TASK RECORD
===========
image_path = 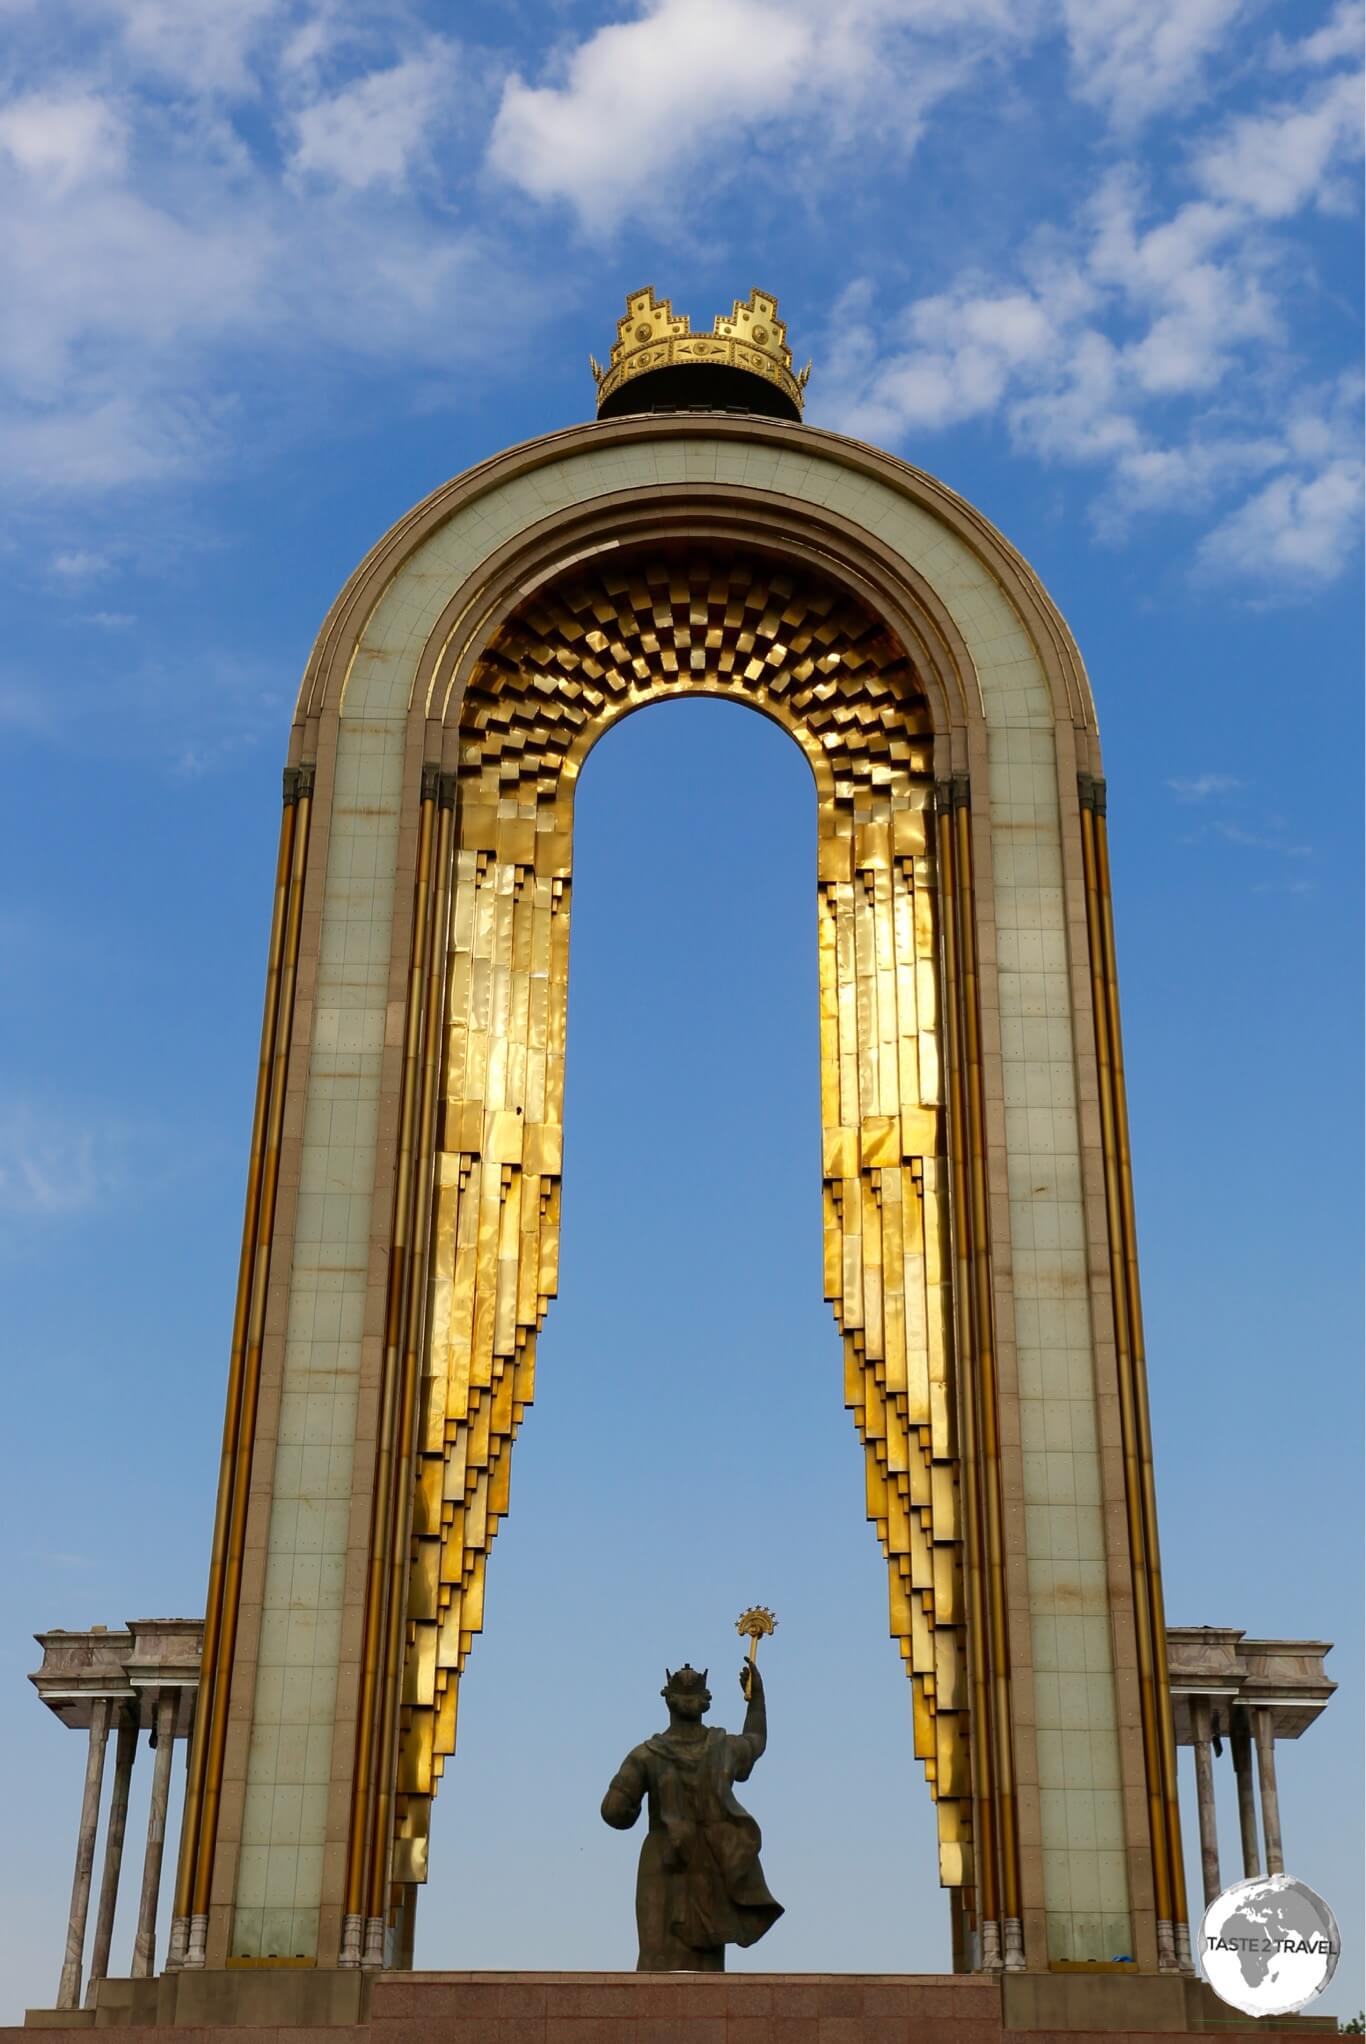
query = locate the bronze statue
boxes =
[601,1660,783,1971]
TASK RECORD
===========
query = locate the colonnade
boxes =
[29,1619,201,2013]
[1167,1628,1335,1914]
[56,1689,182,2007]
[1188,1701,1287,1907]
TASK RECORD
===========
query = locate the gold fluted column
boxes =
[937,774,1024,1969]
[343,764,445,1962]
[170,765,313,1969]
[369,777,455,1940]
[937,787,998,1966]
[1078,773,1189,1971]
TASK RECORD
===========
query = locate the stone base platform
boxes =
[13,1970,1337,2042]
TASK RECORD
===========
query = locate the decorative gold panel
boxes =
[393,551,970,1894]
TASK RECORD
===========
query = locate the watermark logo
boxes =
[1200,1873,1340,2018]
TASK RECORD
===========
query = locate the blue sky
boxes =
[0,0,1360,2017]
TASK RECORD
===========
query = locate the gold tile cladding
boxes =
[389,550,972,1909]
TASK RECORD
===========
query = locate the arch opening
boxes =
[392,543,973,1943]
[419,694,947,1969]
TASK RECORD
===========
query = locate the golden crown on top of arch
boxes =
[590,285,812,415]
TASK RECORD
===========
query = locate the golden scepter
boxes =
[736,1606,777,1699]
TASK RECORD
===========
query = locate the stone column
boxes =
[57,1697,111,2009]
[1253,1709,1283,1875]
[1191,1698,1221,1907]
[132,1691,178,1978]
[85,1714,138,2005]
[1232,1720,1260,1878]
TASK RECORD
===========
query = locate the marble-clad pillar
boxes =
[1254,1709,1284,1875]
[1190,1699,1221,1907]
[132,1691,178,1978]
[57,1697,111,2009]
[1232,1720,1260,1878]
[85,1715,138,2005]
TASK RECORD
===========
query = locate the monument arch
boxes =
[168,294,1188,1990]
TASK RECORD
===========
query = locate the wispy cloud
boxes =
[49,548,113,580]
[170,728,265,778]
[817,29,1363,592]
[1269,0,1363,74]
[287,41,460,191]
[1198,451,1364,586]
[0,7,514,502]
[1176,799,1315,882]
[1193,66,1363,217]
[0,640,287,774]
[0,679,54,734]
[1213,820,1313,857]
[488,0,1043,234]
[0,0,1357,608]
[0,1095,183,1220]
[0,1102,106,1217]
[1167,772,1244,799]
[26,1548,98,1571]
[101,0,290,98]
[1061,0,1248,129]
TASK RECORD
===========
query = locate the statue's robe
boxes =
[602,1722,783,1971]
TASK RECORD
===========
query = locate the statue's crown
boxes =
[662,1662,710,1695]
[591,287,810,421]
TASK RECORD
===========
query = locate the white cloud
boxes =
[1104,434,1283,518]
[0,1094,185,1219]
[289,43,457,191]
[0,0,1354,621]
[0,16,512,498]
[819,46,1363,590]
[1167,772,1243,799]
[1193,68,1364,218]
[1213,820,1312,856]
[0,91,127,193]
[0,678,53,733]
[490,0,812,229]
[101,0,287,97]
[1082,182,1280,398]
[488,0,1041,231]
[50,548,113,579]
[0,1102,103,1215]
[487,0,1355,247]
[1062,0,1246,127]
[1198,457,1364,584]
[0,392,232,491]
[1269,1,1363,73]
[831,277,1078,444]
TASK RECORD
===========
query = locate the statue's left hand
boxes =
[740,1660,764,1702]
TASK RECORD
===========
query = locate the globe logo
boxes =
[1201,1873,1340,2018]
